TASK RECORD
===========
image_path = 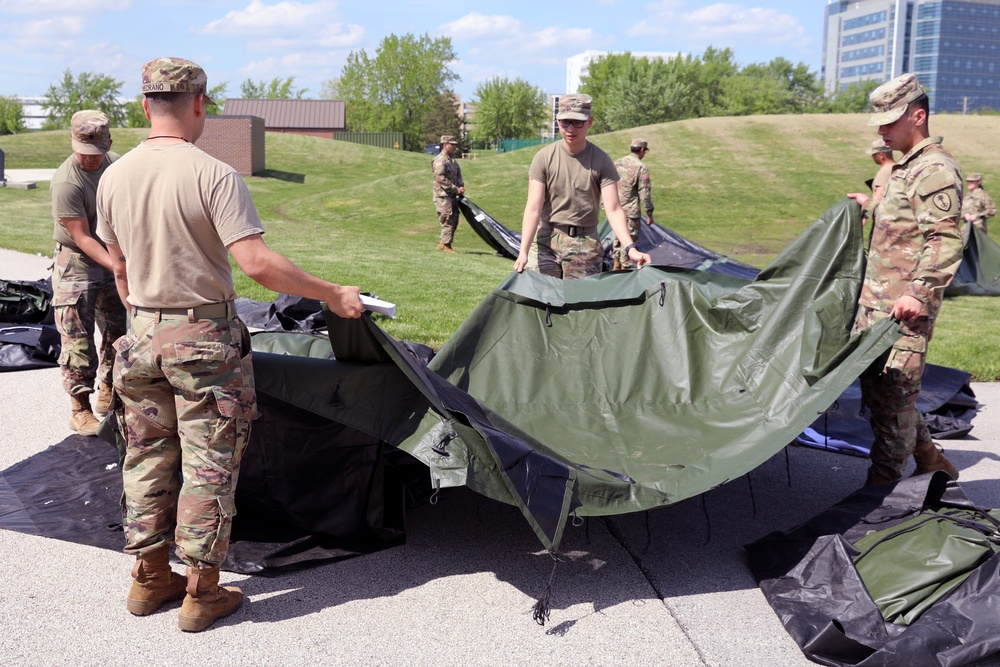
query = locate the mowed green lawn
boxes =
[3,113,999,379]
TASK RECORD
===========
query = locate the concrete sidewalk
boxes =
[2,248,999,666]
[2,168,57,183]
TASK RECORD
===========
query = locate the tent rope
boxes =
[747,474,757,520]
[429,478,441,505]
[658,282,666,306]
[642,510,652,554]
[532,556,561,626]
[545,306,552,327]
[784,447,792,487]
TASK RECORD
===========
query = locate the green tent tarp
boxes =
[256,198,901,553]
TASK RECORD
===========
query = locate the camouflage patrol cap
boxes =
[631,137,649,150]
[866,139,892,155]
[967,173,984,182]
[141,57,216,105]
[440,135,460,145]
[557,94,592,121]
[867,74,925,127]
[70,110,111,155]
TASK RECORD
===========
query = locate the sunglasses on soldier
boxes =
[557,119,587,129]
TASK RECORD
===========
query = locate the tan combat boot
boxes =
[178,564,244,632]
[863,462,901,488]
[95,382,113,416]
[442,243,456,254]
[69,394,101,436]
[436,241,446,251]
[126,546,188,616]
[912,441,959,480]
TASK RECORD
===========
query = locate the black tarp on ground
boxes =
[455,194,761,282]
[0,323,60,371]
[745,472,1000,667]
[797,364,979,456]
[0,352,432,574]
[946,223,1000,296]
[597,217,761,279]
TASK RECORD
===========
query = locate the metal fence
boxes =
[332,132,405,150]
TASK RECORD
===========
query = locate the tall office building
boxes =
[823,0,1000,113]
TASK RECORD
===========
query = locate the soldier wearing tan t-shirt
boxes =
[867,139,894,204]
[97,57,364,634]
[50,110,126,436]
[515,94,650,279]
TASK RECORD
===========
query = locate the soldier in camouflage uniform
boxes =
[515,94,651,279]
[963,173,996,234]
[847,74,963,488]
[613,138,655,269]
[97,57,364,632]
[433,135,464,253]
[50,111,127,436]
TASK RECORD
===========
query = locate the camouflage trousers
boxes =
[52,246,126,397]
[527,225,603,280]
[114,309,256,566]
[611,217,642,269]
[854,307,935,479]
[436,197,459,244]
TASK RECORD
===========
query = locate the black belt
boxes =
[131,302,235,322]
[546,223,596,238]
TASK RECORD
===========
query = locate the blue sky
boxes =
[0,0,825,102]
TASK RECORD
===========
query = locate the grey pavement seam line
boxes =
[603,515,712,667]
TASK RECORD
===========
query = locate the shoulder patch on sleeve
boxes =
[916,168,958,198]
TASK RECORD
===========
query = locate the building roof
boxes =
[222,99,345,129]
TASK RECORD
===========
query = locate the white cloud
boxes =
[439,13,608,59]
[439,13,521,40]
[629,0,808,48]
[195,0,364,51]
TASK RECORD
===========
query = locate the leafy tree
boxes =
[421,90,462,147]
[239,77,307,99]
[41,70,125,129]
[595,58,691,132]
[336,33,459,150]
[122,95,150,128]
[823,80,880,113]
[0,96,25,135]
[471,77,548,145]
[320,78,341,100]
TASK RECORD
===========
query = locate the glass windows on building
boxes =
[841,62,885,77]
[843,45,887,61]
[843,28,887,45]
[843,10,888,30]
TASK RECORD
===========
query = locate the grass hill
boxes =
[2,114,999,379]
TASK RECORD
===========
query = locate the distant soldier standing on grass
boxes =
[963,173,996,234]
[515,94,651,279]
[97,56,363,633]
[50,110,126,436]
[847,74,964,488]
[613,137,655,270]
[433,135,464,253]
[867,139,895,204]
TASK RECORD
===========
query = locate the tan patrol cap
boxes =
[440,135,459,145]
[967,173,984,182]
[867,74,925,127]
[557,94,592,121]
[141,57,216,106]
[866,139,892,155]
[70,110,111,155]
[631,137,649,150]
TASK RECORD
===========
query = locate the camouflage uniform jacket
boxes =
[963,187,996,229]
[614,154,653,219]
[432,152,463,201]
[861,136,964,322]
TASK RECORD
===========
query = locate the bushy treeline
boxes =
[580,47,883,133]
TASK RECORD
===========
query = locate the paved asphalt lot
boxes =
[2,247,999,666]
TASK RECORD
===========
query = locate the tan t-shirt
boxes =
[96,142,264,308]
[528,141,619,229]
[50,152,119,251]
